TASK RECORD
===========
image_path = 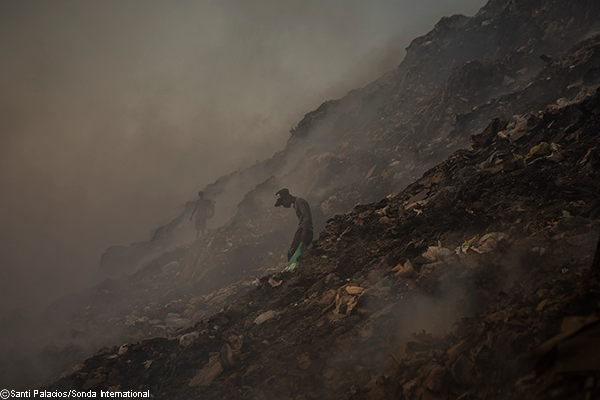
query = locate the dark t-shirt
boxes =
[193,198,214,220]
[294,197,313,231]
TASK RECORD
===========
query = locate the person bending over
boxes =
[275,188,313,271]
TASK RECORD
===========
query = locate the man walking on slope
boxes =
[275,188,313,272]
[190,191,215,239]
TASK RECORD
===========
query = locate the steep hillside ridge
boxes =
[178,0,600,288]
[45,72,600,400]
[99,0,600,281]
[4,0,600,392]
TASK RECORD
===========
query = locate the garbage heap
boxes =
[95,0,600,280]
[43,74,600,399]
[16,0,600,392]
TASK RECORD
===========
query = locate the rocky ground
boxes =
[3,0,600,396]
[44,80,600,399]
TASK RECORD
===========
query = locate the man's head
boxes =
[275,188,294,208]
[198,191,204,198]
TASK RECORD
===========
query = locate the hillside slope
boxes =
[45,72,600,400]
[3,0,600,393]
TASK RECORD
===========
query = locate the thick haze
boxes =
[0,0,485,316]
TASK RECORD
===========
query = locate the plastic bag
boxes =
[422,241,453,261]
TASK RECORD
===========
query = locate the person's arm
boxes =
[207,199,216,218]
[296,199,313,243]
[190,202,198,220]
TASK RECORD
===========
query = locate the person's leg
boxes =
[288,228,303,261]
[304,230,313,248]
[195,217,206,238]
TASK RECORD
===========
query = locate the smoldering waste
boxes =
[44,83,600,400]
[16,0,600,398]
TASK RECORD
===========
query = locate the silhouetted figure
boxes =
[275,188,313,271]
[190,191,215,239]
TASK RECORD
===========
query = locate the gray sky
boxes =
[0,0,486,316]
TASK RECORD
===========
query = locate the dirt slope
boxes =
[44,57,600,400]
[5,0,600,394]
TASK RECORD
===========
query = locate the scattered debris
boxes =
[423,242,453,261]
[254,310,281,325]
[188,356,223,387]
[35,3,600,399]
[268,277,283,287]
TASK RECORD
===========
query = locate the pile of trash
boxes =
[7,0,600,394]
[43,69,600,399]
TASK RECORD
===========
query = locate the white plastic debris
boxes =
[268,277,283,287]
[422,241,453,261]
[474,232,508,253]
[179,332,199,347]
[254,310,281,325]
